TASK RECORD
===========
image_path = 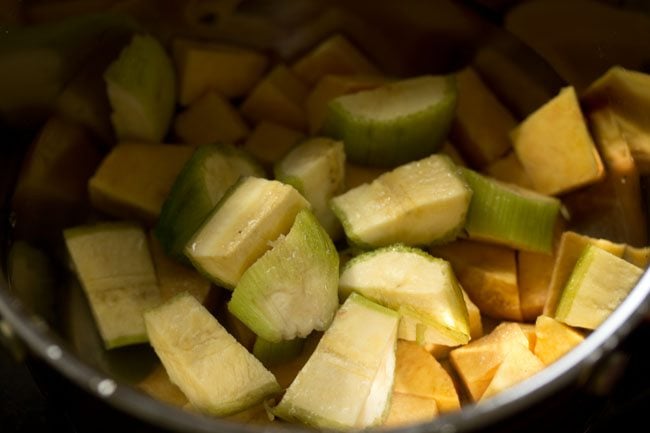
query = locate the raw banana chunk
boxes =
[185,177,310,288]
[555,244,643,329]
[64,222,160,349]
[104,34,175,143]
[331,154,472,248]
[155,143,263,259]
[324,75,457,167]
[339,245,470,346]
[88,143,194,225]
[229,209,339,342]
[274,293,399,429]
[275,137,346,239]
[461,168,562,253]
[144,293,281,416]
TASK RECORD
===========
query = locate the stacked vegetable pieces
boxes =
[35,22,649,430]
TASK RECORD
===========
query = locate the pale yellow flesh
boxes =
[89,144,194,225]
[534,316,584,365]
[185,177,309,287]
[275,294,399,429]
[431,239,522,322]
[332,154,471,247]
[384,393,438,427]
[543,231,627,317]
[393,340,460,413]
[173,38,268,105]
[480,343,544,401]
[511,86,604,195]
[276,137,346,239]
[144,293,280,416]
[340,249,469,345]
[306,74,386,133]
[450,322,530,401]
[583,66,650,136]
[336,76,448,122]
[64,223,160,348]
[555,245,643,330]
[582,67,650,174]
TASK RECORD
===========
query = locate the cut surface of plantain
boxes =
[104,34,175,143]
[274,293,399,430]
[64,222,160,349]
[228,209,339,342]
[339,245,470,346]
[185,177,310,288]
[324,75,457,167]
[461,167,562,253]
[274,137,346,239]
[155,143,264,259]
[144,293,281,416]
[555,244,643,329]
[331,154,472,248]
[88,143,194,226]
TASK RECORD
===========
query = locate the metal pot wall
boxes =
[1,1,650,432]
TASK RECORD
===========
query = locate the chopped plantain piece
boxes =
[332,154,472,248]
[393,340,460,413]
[105,34,175,143]
[172,38,268,105]
[89,143,194,225]
[324,75,457,167]
[242,121,305,170]
[228,209,339,342]
[518,249,556,322]
[174,91,249,146]
[291,34,379,86]
[479,342,544,401]
[340,245,470,347]
[461,167,562,254]
[483,151,534,190]
[64,222,161,349]
[241,65,309,131]
[144,293,281,416]
[275,137,346,239]
[155,143,263,259]
[543,231,628,317]
[582,66,650,174]
[534,316,585,365]
[274,293,399,429]
[555,244,643,330]
[185,177,310,288]
[451,67,516,168]
[450,322,530,401]
[431,239,522,322]
[562,105,647,246]
[511,86,605,196]
[305,73,386,134]
[383,393,438,427]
